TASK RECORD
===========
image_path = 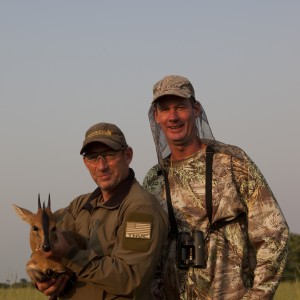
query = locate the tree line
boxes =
[282,232,300,281]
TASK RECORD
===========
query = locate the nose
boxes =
[46,269,54,278]
[95,156,108,169]
[168,108,179,121]
[42,244,51,252]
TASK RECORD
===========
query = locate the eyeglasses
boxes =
[83,148,125,165]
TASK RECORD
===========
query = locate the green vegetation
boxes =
[0,281,299,300]
[274,280,300,300]
[0,285,45,300]
[0,280,299,299]
[282,232,300,281]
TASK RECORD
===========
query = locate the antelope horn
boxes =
[38,194,41,209]
[48,193,51,209]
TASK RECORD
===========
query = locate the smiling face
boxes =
[83,142,132,200]
[154,95,201,150]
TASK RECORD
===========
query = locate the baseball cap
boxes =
[152,75,195,103]
[80,122,128,155]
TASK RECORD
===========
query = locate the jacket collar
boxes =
[83,168,135,213]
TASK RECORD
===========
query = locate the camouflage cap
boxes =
[152,75,195,103]
[80,122,128,154]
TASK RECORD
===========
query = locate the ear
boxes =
[83,156,90,170]
[193,101,201,118]
[153,106,160,125]
[124,147,133,165]
[12,204,34,224]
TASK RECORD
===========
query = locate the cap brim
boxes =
[80,139,123,155]
[153,89,192,103]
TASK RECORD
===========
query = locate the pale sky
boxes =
[1,1,299,283]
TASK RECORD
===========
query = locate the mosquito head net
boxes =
[148,75,215,166]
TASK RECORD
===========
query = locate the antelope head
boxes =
[13,194,59,253]
[13,194,70,282]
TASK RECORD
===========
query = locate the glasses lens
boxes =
[84,148,124,164]
[103,151,120,162]
[84,153,100,163]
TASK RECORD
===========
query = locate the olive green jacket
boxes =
[59,169,168,299]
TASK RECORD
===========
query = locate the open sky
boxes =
[1,1,299,283]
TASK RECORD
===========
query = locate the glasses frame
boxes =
[83,147,126,165]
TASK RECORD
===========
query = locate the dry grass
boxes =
[0,286,45,300]
[0,280,299,299]
[274,280,300,300]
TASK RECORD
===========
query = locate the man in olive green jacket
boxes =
[36,122,168,300]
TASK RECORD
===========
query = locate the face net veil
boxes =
[148,100,215,167]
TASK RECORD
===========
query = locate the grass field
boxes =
[274,280,300,299]
[0,286,45,299]
[0,281,299,299]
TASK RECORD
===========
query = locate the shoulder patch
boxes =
[126,221,151,239]
[123,212,153,252]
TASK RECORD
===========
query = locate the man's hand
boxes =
[35,230,73,298]
[151,278,164,300]
[35,275,70,299]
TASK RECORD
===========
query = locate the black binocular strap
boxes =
[163,168,179,239]
[205,146,214,226]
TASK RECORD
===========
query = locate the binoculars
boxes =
[177,230,206,269]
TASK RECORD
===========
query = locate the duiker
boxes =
[13,194,85,284]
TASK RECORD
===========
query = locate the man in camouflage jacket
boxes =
[143,75,289,300]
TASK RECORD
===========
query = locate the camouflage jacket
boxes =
[143,140,289,300]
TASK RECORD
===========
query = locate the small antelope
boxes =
[13,194,85,285]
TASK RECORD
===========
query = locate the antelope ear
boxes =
[12,204,34,224]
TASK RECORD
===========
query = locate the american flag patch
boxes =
[125,221,151,239]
